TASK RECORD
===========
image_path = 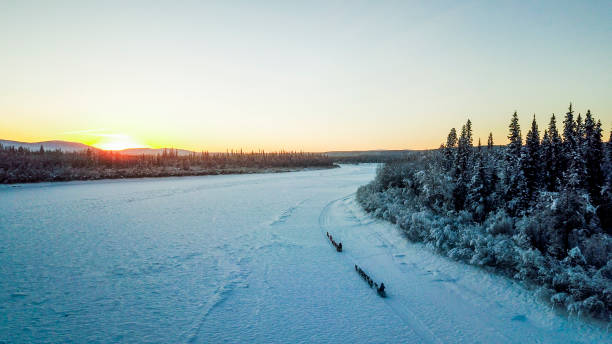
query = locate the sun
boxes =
[91,134,149,151]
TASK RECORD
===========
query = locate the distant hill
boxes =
[0,139,96,152]
[0,139,198,155]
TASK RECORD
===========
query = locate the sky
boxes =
[1,0,611,151]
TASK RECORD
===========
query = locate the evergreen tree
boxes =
[583,111,604,204]
[446,128,458,148]
[455,120,473,175]
[444,128,458,171]
[576,113,584,138]
[563,103,576,144]
[453,120,474,210]
[507,111,522,161]
[543,114,563,191]
[487,132,494,149]
[522,115,541,200]
[561,103,589,189]
[565,147,586,190]
[465,119,473,146]
[562,103,577,175]
[504,111,527,214]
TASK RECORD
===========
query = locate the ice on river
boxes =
[0,165,609,343]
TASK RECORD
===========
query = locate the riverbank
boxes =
[0,164,339,184]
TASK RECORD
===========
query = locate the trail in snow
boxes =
[1,164,609,343]
[270,199,308,226]
[319,195,442,344]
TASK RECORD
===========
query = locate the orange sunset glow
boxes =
[1,2,610,153]
[89,134,149,151]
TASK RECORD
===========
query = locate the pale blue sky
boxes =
[1,1,611,151]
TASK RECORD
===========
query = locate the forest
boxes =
[327,150,416,163]
[0,146,335,183]
[357,104,612,321]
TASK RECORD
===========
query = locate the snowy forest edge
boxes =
[357,105,612,322]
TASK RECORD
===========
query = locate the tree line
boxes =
[358,104,611,321]
[0,146,335,183]
[443,104,611,231]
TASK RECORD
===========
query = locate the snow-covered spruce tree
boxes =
[583,111,605,205]
[455,120,473,174]
[522,115,542,201]
[504,111,527,214]
[453,120,473,210]
[444,128,458,171]
[559,104,587,195]
[506,112,522,164]
[541,114,563,191]
[562,103,579,182]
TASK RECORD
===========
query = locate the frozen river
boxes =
[1,164,609,343]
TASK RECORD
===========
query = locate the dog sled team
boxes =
[355,264,386,297]
[326,232,342,252]
[325,231,386,297]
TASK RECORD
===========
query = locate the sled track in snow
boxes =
[270,199,308,226]
[318,195,527,344]
[182,272,248,343]
[318,194,444,344]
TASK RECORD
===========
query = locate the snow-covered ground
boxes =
[1,164,609,343]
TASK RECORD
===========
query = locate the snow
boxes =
[0,164,609,343]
